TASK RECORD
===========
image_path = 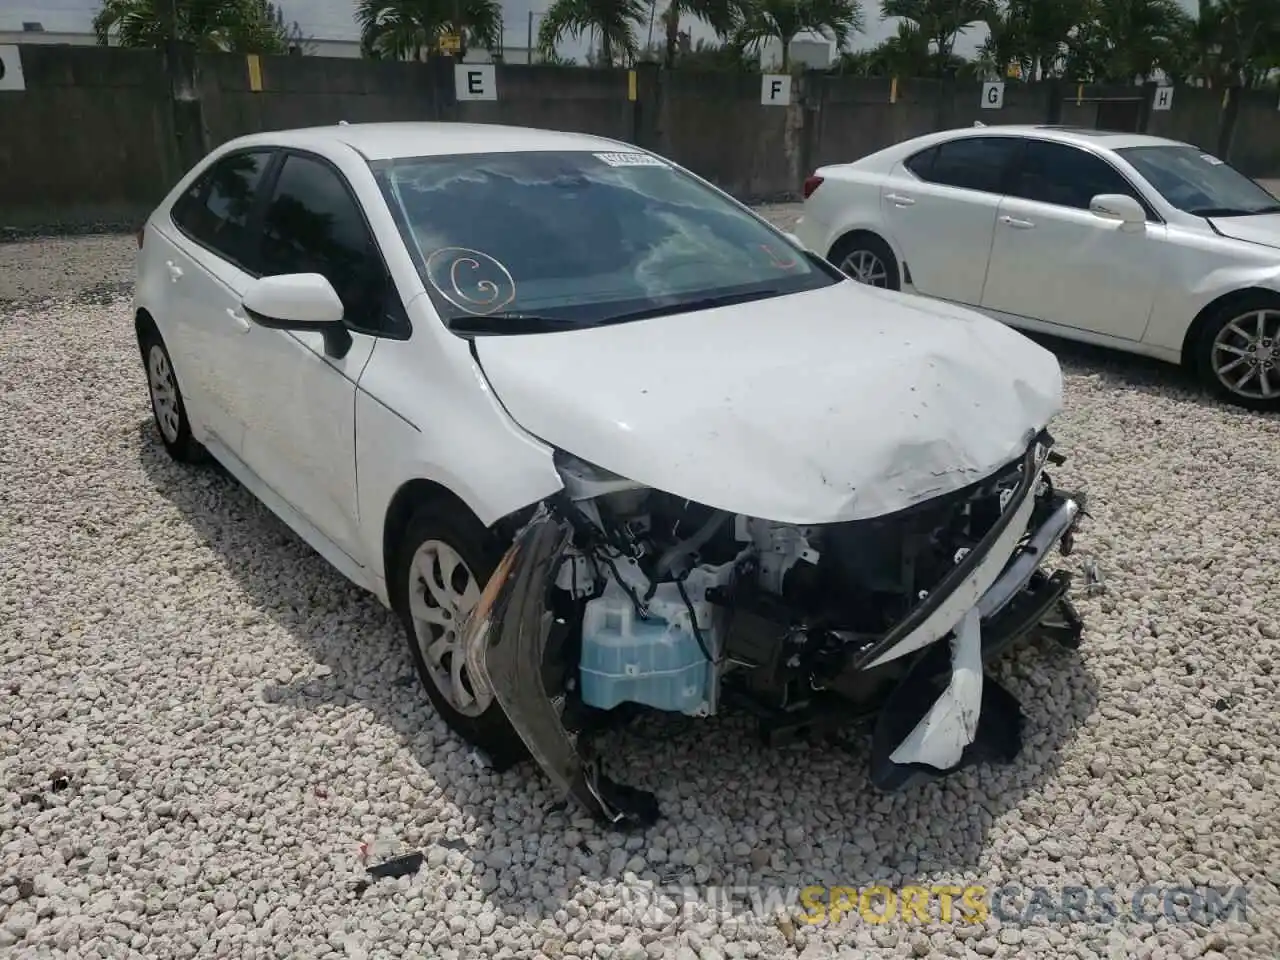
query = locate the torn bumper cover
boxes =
[462,433,1085,824]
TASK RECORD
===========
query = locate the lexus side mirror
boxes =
[1089,194,1146,229]
[242,273,352,358]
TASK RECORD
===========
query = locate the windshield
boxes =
[373,150,836,332]
[1116,145,1280,217]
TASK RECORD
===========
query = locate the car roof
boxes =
[218,121,637,161]
[918,123,1190,152]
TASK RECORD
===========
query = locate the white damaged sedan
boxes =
[134,122,1088,826]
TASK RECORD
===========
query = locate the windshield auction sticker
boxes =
[593,152,669,168]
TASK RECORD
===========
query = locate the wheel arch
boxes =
[135,308,160,355]
[826,228,905,287]
[1180,286,1280,369]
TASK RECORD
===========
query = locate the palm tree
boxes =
[879,0,993,74]
[93,0,294,53]
[735,0,865,69]
[658,0,744,67]
[537,0,650,67]
[356,0,502,60]
[1064,0,1189,82]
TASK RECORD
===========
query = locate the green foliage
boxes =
[93,0,302,54]
[356,0,502,60]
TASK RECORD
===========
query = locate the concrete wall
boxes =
[2,44,1279,230]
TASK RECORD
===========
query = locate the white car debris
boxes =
[132,121,1089,827]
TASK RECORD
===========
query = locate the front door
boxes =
[980,139,1162,341]
[233,150,400,566]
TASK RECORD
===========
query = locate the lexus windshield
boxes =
[373,150,837,332]
[1117,145,1280,217]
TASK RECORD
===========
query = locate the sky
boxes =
[0,0,1202,62]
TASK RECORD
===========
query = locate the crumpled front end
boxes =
[461,430,1088,826]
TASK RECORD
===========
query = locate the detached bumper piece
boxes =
[461,505,661,828]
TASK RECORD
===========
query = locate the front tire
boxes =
[828,233,901,291]
[1194,293,1280,412]
[138,326,204,462]
[391,502,527,769]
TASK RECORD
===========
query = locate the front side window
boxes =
[172,150,272,267]
[922,137,1022,194]
[1116,144,1280,217]
[1007,140,1149,214]
[374,150,837,333]
[258,154,390,328]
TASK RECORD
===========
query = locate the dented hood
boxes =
[472,281,1064,524]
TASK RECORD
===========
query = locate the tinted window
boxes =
[1008,140,1146,213]
[904,146,936,179]
[1116,144,1280,217]
[375,150,836,334]
[926,137,1021,194]
[172,151,272,266]
[258,154,388,328]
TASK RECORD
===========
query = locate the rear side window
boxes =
[1008,140,1151,215]
[258,153,391,332]
[904,146,936,179]
[171,150,273,268]
[918,137,1021,194]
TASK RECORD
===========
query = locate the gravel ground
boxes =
[2,219,1279,960]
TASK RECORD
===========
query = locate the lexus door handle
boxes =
[999,216,1035,229]
[226,308,251,333]
[165,260,183,281]
[886,193,916,207]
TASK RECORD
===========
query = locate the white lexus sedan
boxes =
[135,122,1088,826]
[795,124,1280,412]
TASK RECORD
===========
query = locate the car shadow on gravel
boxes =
[137,419,1100,920]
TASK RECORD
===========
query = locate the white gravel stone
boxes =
[1,223,1278,959]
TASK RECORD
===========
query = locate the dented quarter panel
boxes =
[471,281,1063,525]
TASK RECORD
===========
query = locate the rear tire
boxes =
[391,501,528,770]
[1193,292,1280,413]
[828,233,901,291]
[138,325,205,462]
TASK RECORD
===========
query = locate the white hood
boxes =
[1208,213,1280,250]
[474,282,1064,524]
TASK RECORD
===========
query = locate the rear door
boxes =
[156,148,277,453]
[880,135,1022,306]
[980,139,1163,341]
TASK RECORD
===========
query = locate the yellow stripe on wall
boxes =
[628,70,637,102]
[247,54,263,93]
[889,76,898,103]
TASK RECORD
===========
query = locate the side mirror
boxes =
[242,273,352,359]
[1089,194,1145,229]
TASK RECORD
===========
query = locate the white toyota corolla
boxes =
[135,121,1088,825]
[796,124,1280,412]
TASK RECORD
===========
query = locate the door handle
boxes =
[226,308,251,333]
[886,193,916,207]
[999,215,1035,229]
[165,260,183,281]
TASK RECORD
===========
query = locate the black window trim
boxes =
[168,145,280,278]
[1004,136,1165,224]
[259,146,413,342]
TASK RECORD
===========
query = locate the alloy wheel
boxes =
[839,249,890,288]
[408,539,490,717]
[1211,308,1280,401]
[147,344,181,443]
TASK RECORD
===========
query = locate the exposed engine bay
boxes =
[463,430,1088,827]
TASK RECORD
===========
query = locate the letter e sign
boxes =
[761,74,791,107]
[981,82,1004,109]
[1153,86,1173,111]
[455,64,497,101]
[0,45,26,91]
